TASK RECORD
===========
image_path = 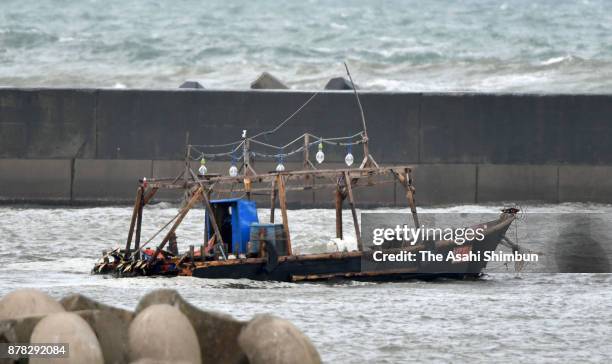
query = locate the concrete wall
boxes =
[2,88,612,164]
[0,159,72,202]
[1,88,611,206]
[2,159,612,206]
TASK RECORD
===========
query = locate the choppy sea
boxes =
[1,0,612,92]
[1,203,611,363]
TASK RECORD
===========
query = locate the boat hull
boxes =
[93,212,516,282]
[190,212,516,282]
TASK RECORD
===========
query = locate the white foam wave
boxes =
[540,55,577,66]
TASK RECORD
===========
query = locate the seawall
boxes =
[1,88,611,206]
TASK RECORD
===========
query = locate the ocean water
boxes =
[1,0,612,92]
[1,203,611,362]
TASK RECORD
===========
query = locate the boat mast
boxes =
[344,62,378,169]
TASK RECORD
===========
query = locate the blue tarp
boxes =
[205,198,259,255]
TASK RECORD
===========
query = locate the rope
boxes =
[252,146,307,159]
[309,132,364,142]
[193,132,364,160]
[186,91,321,150]
[137,209,183,251]
[189,141,245,160]
[250,132,364,150]
[190,140,243,148]
[250,91,321,140]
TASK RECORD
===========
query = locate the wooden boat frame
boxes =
[123,160,420,264]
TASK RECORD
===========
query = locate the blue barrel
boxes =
[249,223,287,256]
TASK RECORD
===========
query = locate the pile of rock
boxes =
[0,289,321,364]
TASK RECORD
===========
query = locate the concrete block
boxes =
[477,164,558,202]
[128,304,201,364]
[179,81,205,89]
[0,288,65,320]
[411,164,477,205]
[0,159,71,201]
[135,289,247,364]
[324,77,356,90]
[30,312,104,364]
[73,159,152,202]
[559,166,612,203]
[239,314,321,364]
[250,72,288,89]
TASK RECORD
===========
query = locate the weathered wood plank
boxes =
[344,171,362,251]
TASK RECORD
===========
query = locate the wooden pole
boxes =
[244,137,252,199]
[184,132,190,187]
[243,135,248,173]
[277,175,292,255]
[360,138,370,168]
[244,177,252,200]
[343,171,362,250]
[125,186,143,258]
[149,187,203,265]
[134,187,145,255]
[201,187,227,259]
[359,136,379,169]
[335,184,344,240]
[344,62,368,136]
[270,178,277,223]
[344,63,378,168]
[303,134,310,168]
[391,168,420,229]
[404,168,420,228]
[143,187,158,205]
[204,189,211,242]
[243,137,257,176]
[188,169,227,259]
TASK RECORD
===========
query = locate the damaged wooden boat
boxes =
[92,65,519,282]
[92,153,518,282]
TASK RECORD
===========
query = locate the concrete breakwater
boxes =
[0,288,321,364]
[1,88,611,205]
